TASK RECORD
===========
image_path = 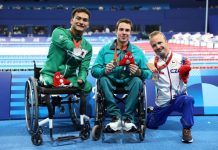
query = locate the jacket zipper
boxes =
[166,66,173,100]
[64,57,71,76]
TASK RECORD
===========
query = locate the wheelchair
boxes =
[91,79,147,141]
[24,61,90,146]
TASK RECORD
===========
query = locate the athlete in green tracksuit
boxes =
[40,8,92,94]
[40,7,92,115]
[91,18,152,132]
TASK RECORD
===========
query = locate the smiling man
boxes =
[146,31,194,143]
[91,18,151,132]
[40,7,92,115]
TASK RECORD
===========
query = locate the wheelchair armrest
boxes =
[38,86,80,94]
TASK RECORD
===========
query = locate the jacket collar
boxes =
[68,29,82,42]
[156,50,172,61]
[109,39,132,52]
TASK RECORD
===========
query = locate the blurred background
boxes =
[0,0,218,36]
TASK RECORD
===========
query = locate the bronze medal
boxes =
[113,59,118,67]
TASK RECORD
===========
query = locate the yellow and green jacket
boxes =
[91,40,151,83]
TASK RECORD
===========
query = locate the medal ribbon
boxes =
[70,30,82,48]
[154,52,173,71]
[73,39,81,48]
[114,43,128,63]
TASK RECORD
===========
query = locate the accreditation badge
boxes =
[73,48,88,59]
[80,49,88,58]
[73,48,82,57]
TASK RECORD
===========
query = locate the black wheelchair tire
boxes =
[24,77,39,135]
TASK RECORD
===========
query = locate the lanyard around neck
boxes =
[71,30,82,48]
[154,52,173,71]
[114,43,128,62]
[73,39,81,48]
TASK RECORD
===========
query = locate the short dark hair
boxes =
[115,18,133,31]
[71,7,91,19]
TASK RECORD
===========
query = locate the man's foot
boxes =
[104,116,122,133]
[123,118,137,132]
[182,128,193,143]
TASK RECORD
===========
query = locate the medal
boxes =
[152,70,159,81]
[113,59,118,66]
[154,52,173,71]
[113,41,128,67]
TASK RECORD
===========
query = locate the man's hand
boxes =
[147,63,158,72]
[179,65,191,84]
[129,64,141,76]
[105,61,115,74]
[77,79,84,84]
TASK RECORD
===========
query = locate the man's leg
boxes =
[67,76,92,94]
[67,77,92,115]
[99,77,121,117]
[123,77,142,122]
[123,77,142,131]
[173,95,194,128]
[39,74,53,86]
[79,92,87,115]
[173,95,194,143]
[146,105,173,129]
[99,77,122,132]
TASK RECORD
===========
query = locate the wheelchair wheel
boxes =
[95,93,105,123]
[24,77,39,135]
[91,125,102,141]
[139,124,145,141]
[31,132,43,146]
[80,121,90,140]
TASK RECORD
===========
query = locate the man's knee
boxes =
[129,77,143,91]
[184,96,194,105]
[132,77,143,85]
[146,114,159,129]
[83,81,92,94]
[39,74,53,86]
[99,76,109,86]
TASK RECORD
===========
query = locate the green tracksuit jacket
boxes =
[91,40,152,121]
[40,27,92,93]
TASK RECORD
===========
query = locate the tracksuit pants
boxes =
[99,76,143,123]
[147,94,194,129]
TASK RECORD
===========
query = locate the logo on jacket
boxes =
[171,59,178,67]
[170,69,179,73]
[59,34,64,40]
